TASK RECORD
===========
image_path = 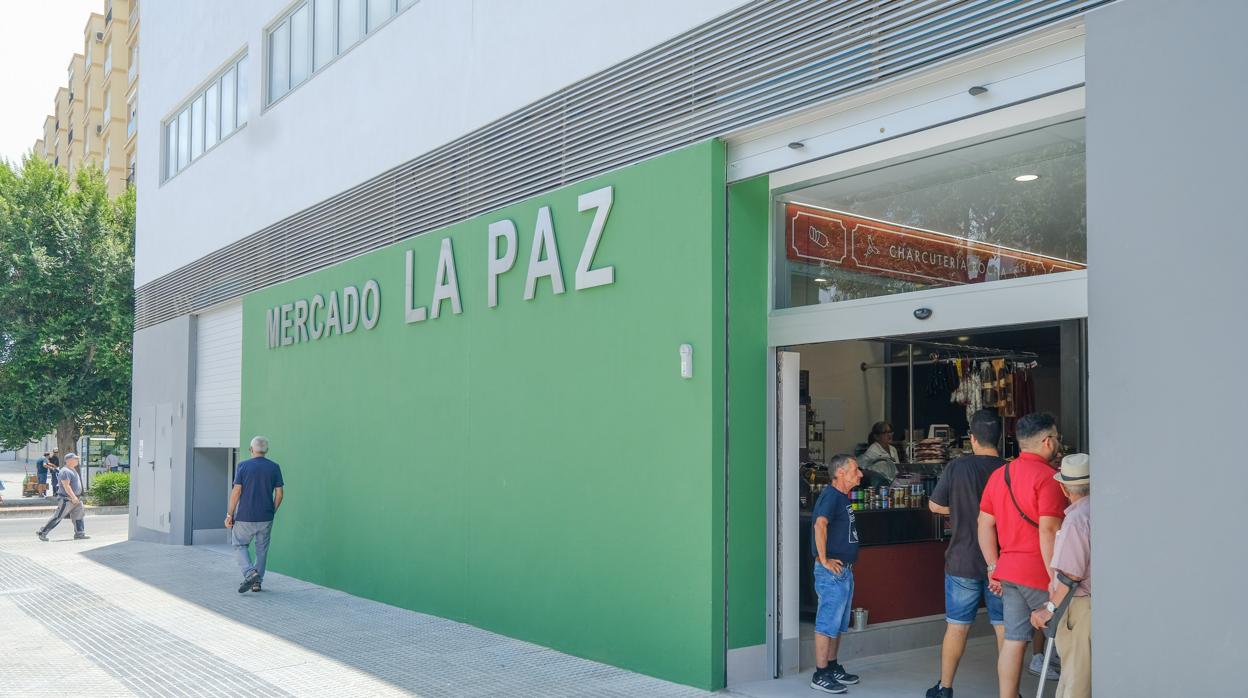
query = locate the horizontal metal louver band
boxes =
[135,0,1105,330]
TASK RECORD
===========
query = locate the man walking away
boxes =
[1030,454,1092,698]
[36,453,87,541]
[226,436,284,593]
[103,450,120,472]
[977,412,1068,698]
[810,454,864,694]
[926,409,1007,698]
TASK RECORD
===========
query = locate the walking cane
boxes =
[1035,571,1080,698]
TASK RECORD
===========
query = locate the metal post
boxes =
[907,343,915,463]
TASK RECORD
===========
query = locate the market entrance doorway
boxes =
[772,322,1086,684]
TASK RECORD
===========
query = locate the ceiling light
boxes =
[957,336,970,342]
[1014,174,1040,182]
[814,277,828,284]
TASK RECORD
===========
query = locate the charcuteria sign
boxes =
[263,186,616,349]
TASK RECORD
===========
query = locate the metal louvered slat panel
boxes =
[135,0,1108,331]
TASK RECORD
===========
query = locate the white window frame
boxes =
[161,51,248,184]
[264,0,417,110]
[764,90,1087,347]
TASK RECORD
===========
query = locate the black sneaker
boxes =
[251,581,262,592]
[828,662,859,685]
[239,571,259,594]
[36,530,48,542]
[926,681,952,698]
[810,669,847,694]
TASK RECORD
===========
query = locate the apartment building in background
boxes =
[31,0,139,196]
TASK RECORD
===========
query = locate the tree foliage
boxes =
[0,157,134,454]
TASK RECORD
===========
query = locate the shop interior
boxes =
[789,321,1086,667]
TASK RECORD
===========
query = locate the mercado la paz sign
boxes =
[264,186,615,349]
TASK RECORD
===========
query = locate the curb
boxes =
[0,505,128,519]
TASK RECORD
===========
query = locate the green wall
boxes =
[727,176,770,651]
[241,141,728,689]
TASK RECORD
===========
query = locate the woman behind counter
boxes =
[862,421,900,482]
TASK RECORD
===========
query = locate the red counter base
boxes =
[852,542,947,624]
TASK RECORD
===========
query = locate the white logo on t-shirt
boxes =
[846,505,859,544]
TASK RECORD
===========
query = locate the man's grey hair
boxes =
[1064,482,1089,497]
[250,436,269,454]
[828,453,857,477]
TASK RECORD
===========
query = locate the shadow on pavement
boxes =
[81,539,704,697]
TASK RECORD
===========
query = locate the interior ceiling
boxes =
[784,119,1088,264]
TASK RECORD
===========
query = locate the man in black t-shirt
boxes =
[925,410,1007,698]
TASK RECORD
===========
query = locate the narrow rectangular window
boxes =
[205,81,220,150]
[190,94,205,160]
[269,20,291,102]
[220,67,237,136]
[367,0,392,32]
[164,120,176,178]
[176,108,189,170]
[338,0,364,49]
[290,4,311,87]
[236,56,249,124]
[314,0,335,70]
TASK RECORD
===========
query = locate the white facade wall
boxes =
[135,0,748,287]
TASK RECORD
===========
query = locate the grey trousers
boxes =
[231,520,273,581]
[40,497,85,535]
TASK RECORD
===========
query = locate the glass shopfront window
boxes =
[775,119,1086,309]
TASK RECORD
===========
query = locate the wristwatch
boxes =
[1044,601,1057,613]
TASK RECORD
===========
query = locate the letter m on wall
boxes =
[267,307,281,349]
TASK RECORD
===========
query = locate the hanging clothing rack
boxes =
[859,340,1039,371]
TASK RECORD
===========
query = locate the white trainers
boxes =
[1028,652,1060,681]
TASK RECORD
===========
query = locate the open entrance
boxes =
[779,321,1085,676]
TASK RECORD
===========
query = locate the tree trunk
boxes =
[55,418,80,461]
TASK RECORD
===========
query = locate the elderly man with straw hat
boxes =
[1030,453,1092,698]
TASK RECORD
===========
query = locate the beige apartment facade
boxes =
[31,0,138,197]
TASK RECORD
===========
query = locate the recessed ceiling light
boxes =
[814,277,828,284]
[1014,174,1040,182]
[957,336,971,342]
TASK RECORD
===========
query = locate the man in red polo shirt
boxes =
[978,412,1067,698]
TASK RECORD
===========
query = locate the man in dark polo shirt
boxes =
[225,436,285,594]
[926,409,1007,698]
[978,413,1067,698]
[809,453,864,694]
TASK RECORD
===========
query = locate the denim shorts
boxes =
[944,574,1004,625]
[813,562,855,639]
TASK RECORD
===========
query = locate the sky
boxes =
[0,0,103,166]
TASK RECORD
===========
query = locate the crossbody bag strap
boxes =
[1004,463,1039,528]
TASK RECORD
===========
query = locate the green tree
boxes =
[0,156,134,456]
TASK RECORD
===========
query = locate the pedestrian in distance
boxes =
[47,450,61,497]
[926,409,1008,698]
[103,450,120,472]
[225,436,285,594]
[35,451,50,496]
[977,412,1068,698]
[809,453,864,694]
[1030,453,1092,698]
[36,453,88,541]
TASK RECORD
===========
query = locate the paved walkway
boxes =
[0,516,712,697]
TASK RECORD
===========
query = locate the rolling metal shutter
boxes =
[135,0,1111,330]
[193,302,242,448]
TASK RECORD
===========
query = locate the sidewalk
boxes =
[0,515,714,697]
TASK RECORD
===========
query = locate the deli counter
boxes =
[799,466,951,623]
